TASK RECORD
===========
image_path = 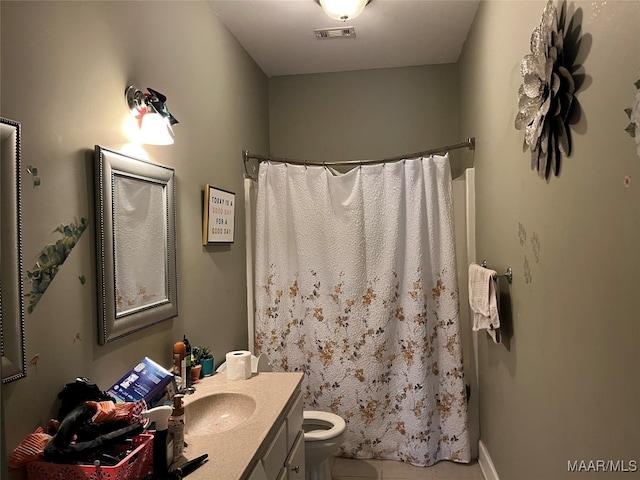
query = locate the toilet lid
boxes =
[303,410,346,441]
[251,353,272,373]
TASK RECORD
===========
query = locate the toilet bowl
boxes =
[303,410,346,480]
[251,353,346,480]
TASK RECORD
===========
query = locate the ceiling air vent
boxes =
[314,26,356,40]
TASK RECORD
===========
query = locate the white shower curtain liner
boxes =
[254,155,470,465]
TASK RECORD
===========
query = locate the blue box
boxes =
[107,357,177,407]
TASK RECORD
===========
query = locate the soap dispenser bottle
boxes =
[168,394,185,461]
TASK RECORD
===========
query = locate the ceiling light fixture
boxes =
[318,0,370,22]
[125,85,178,146]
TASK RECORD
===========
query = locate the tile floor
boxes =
[331,457,485,480]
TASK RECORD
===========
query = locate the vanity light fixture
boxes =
[318,0,370,22]
[125,85,178,145]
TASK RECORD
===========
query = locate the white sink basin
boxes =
[186,392,257,435]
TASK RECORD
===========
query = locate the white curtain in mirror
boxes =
[113,175,167,315]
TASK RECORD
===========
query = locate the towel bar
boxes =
[481,260,513,284]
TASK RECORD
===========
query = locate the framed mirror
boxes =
[1,117,26,383]
[95,146,178,345]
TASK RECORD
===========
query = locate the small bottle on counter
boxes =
[184,335,192,389]
[168,394,185,462]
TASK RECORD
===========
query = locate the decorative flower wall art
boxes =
[515,0,576,179]
[624,78,640,159]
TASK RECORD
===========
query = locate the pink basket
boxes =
[26,434,153,480]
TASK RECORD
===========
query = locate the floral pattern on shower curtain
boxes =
[254,155,470,466]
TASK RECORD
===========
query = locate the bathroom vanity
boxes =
[179,372,304,480]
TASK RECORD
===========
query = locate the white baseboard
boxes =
[478,440,500,480]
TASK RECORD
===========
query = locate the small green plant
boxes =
[192,346,212,365]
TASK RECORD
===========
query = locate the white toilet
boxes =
[303,410,346,480]
[252,354,346,480]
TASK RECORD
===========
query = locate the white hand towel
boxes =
[468,263,500,343]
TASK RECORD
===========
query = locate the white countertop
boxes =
[174,371,303,480]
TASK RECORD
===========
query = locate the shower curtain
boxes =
[254,155,470,466]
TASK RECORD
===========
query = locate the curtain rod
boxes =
[242,137,475,178]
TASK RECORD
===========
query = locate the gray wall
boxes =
[459,1,640,479]
[268,64,472,178]
[1,1,269,471]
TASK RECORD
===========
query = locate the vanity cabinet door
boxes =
[260,386,304,480]
[286,391,303,452]
[248,461,268,480]
[285,430,305,480]
[262,422,287,480]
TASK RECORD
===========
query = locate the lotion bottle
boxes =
[168,393,185,462]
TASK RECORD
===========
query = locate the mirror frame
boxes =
[95,146,178,344]
[1,117,26,383]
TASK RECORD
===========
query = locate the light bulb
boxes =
[139,113,174,145]
[320,0,367,21]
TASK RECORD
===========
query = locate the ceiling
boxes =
[207,0,480,77]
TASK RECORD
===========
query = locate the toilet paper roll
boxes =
[225,350,252,380]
